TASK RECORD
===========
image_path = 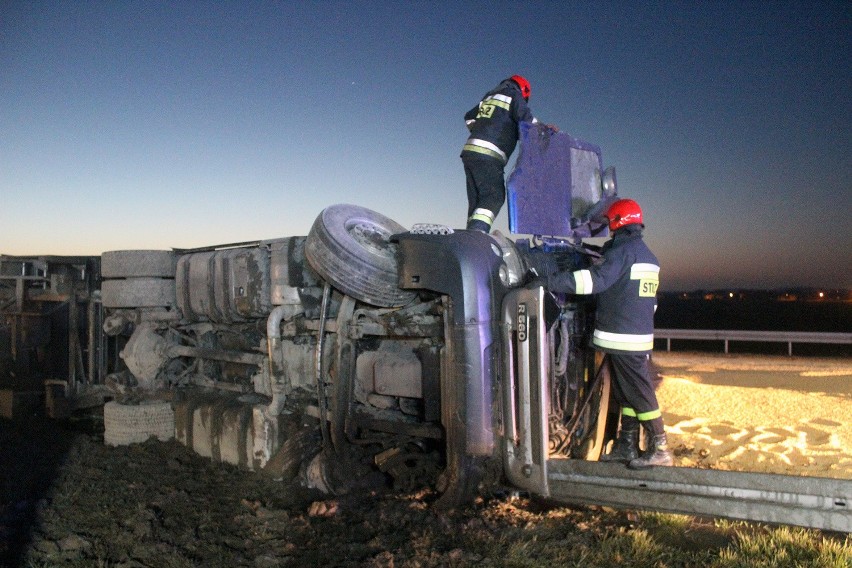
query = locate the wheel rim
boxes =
[345,219,395,259]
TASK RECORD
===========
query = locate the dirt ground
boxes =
[1,352,850,567]
[0,414,641,568]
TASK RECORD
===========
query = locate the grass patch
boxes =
[714,525,852,568]
[471,506,851,568]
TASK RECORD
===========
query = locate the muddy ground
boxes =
[2,352,851,567]
[1,408,654,568]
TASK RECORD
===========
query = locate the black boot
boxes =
[628,433,673,469]
[600,428,639,463]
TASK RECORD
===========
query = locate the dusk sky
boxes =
[2,1,850,291]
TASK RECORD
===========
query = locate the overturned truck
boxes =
[75,126,852,531]
[101,220,613,505]
[100,124,618,507]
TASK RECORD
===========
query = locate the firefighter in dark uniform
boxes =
[542,198,672,469]
[461,75,541,232]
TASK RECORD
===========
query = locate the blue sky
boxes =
[1,1,849,290]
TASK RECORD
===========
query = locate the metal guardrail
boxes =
[655,329,852,356]
[547,459,852,532]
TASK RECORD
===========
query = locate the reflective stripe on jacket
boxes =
[461,80,535,164]
[547,225,659,354]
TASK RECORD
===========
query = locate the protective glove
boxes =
[552,249,576,271]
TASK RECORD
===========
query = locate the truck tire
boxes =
[101,278,177,308]
[101,250,176,278]
[103,400,175,446]
[305,204,416,307]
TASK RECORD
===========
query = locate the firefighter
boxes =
[461,75,554,232]
[540,198,672,469]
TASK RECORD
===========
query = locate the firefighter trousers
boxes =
[462,153,506,226]
[608,352,664,436]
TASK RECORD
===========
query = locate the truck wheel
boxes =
[101,250,176,278]
[305,204,416,307]
[101,278,177,308]
[103,400,175,446]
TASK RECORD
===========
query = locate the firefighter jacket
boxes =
[546,225,659,354]
[461,80,537,164]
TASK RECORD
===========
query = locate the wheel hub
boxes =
[346,220,393,257]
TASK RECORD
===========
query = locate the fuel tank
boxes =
[175,247,271,323]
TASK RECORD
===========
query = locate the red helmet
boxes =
[509,75,531,100]
[606,199,643,231]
